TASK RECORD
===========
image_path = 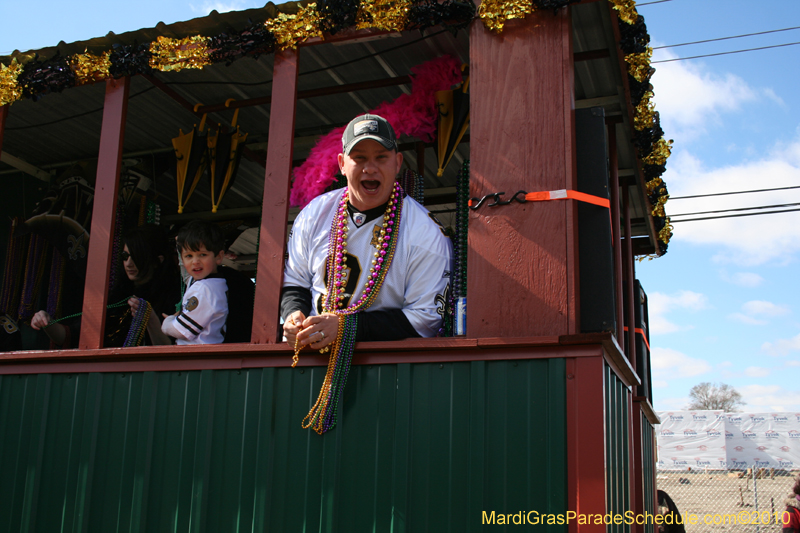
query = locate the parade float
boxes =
[0,0,668,530]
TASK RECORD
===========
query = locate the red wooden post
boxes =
[0,105,8,154]
[631,404,645,533]
[79,77,129,350]
[468,8,578,338]
[251,49,299,344]
[567,355,607,532]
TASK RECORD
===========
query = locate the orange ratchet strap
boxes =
[623,326,651,352]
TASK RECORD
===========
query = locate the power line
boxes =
[653,41,800,63]
[670,208,800,223]
[637,0,674,5]
[669,185,800,200]
[653,25,800,50]
[670,202,800,218]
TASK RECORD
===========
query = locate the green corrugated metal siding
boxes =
[605,363,631,533]
[0,358,567,532]
[641,411,656,533]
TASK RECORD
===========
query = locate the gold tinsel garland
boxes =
[645,177,663,196]
[478,0,535,33]
[658,218,673,245]
[356,0,412,32]
[633,90,655,131]
[71,52,112,86]
[609,0,638,25]
[264,3,323,50]
[624,48,653,83]
[149,36,212,72]
[643,137,672,167]
[0,60,24,107]
[651,194,668,218]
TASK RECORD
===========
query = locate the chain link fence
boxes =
[657,468,797,532]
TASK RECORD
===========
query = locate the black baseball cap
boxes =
[342,114,397,155]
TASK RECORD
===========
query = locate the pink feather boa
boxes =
[289,55,463,208]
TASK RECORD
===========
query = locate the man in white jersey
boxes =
[281,114,452,351]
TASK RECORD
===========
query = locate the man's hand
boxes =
[295,312,340,351]
[284,310,306,348]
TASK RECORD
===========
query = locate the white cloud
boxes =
[728,313,767,326]
[740,384,800,412]
[652,380,669,389]
[720,271,764,288]
[743,366,770,378]
[729,300,791,326]
[650,50,765,142]
[662,141,800,265]
[741,300,791,317]
[761,333,800,356]
[651,347,712,379]
[648,290,709,334]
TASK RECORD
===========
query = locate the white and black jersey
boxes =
[162,276,228,345]
[282,188,452,338]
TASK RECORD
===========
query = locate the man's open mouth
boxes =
[362,180,380,192]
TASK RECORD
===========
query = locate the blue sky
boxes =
[2,1,798,411]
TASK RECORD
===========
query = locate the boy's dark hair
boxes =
[177,220,226,255]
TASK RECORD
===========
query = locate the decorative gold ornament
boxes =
[634,90,655,131]
[658,218,673,245]
[478,0,535,33]
[624,48,653,83]
[264,3,323,50]
[651,194,668,218]
[0,59,24,107]
[609,0,638,26]
[643,137,673,167]
[356,0,411,32]
[149,35,211,72]
[70,52,111,86]
[645,177,663,196]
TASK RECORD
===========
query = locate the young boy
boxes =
[162,220,229,344]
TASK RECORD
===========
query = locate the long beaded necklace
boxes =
[44,296,153,348]
[298,182,404,434]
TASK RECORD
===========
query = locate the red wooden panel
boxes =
[566,355,607,532]
[79,77,129,350]
[0,105,8,153]
[252,49,299,344]
[467,9,578,338]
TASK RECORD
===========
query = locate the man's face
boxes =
[338,139,403,211]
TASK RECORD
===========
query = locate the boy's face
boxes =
[181,244,223,282]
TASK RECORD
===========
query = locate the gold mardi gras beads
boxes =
[149,36,211,72]
[0,59,24,107]
[478,0,534,33]
[264,3,323,50]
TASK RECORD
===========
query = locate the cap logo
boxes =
[354,120,379,136]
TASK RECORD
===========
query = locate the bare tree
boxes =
[686,382,744,411]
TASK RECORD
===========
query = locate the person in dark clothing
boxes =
[657,490,686,533]
[31,225,181,347]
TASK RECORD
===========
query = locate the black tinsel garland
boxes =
[18,54,76,101]
[207,24,277,65]
[407,0,476,33]
[316,0,361,34]
[108,43,154,79]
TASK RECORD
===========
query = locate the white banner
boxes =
[656,411,727,470]
[656,411,800,470]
